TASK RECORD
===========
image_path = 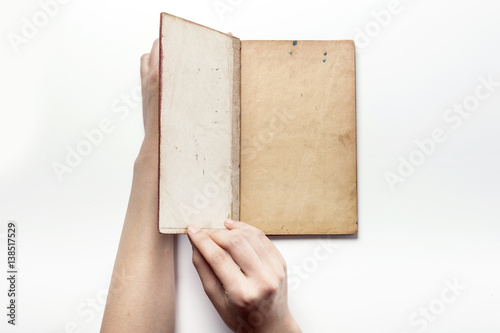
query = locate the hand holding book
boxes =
[101,36,301,333]
[188,219,302,332]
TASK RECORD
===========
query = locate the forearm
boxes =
[101,140,175,333]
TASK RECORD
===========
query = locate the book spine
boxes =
[231,37,241,221]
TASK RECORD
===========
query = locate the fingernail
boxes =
[225,218,234,224]
[188,224,200,234]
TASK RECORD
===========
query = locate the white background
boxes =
[1,0,499,332]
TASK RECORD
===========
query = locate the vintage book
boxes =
[158,13,357,235]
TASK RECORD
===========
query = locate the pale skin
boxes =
[100,39,301,333]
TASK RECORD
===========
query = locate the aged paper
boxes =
[158,13,357,234]
[158,13,240,233]
[240,40,357,234]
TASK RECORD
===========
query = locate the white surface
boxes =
[1,0,499,332]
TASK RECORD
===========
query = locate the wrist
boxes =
[256,311,301,333]
[133,147,158,185]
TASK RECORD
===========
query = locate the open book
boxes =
[158,13,357,234]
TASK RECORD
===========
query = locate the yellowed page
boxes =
[240,40,357,234]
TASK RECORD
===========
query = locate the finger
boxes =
[224,219,287,268]
[187,225,244,288]
[224,218,259,232]
[140,53,150,80]
[206,229,264,276]
[191,243,225,304]
[140,53,150,125]
[148,39,160,75]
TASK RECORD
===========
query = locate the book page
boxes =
[158,13,240,233]
[240,40,357,234]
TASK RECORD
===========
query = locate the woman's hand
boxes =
[138,38,160,161]
[100,38,175,333]
[188,219,301,333]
